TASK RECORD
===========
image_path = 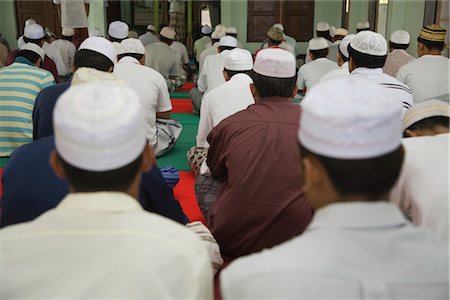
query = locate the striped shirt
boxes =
[0,62,55,156]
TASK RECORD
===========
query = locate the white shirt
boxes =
[221,202,448,300]
[327,40,340,62]
[305,39,333,64]
[139,32,159,47]
[171,40,189,67]
[51,39,76,74]
[297,57,338,90]
[197,50,230,94]
[114,56,172,146]
[390,133,449,240]
[53,0,89,28]
[397,55,450,103]
[199,42,219,72]
[0,192,213,299]
[320,61,350,82]
[42,41,69,76]
[197,73,254,147]
[351,68,413,116]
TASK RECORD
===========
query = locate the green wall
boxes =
[348,0,369,33]
[0,0,18,50]
[88,0,107,37]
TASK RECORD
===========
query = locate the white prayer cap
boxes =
[160,26,176,40]
[118,38,145,55]
[224,48,253,71]
[147,24,155,31]
[108,21,129,39]
[316,21,330,32]
[79,36,117,64]
[350,31,387,56]
[402,100,450,131]
[54,83,146,172]
[89,27,104,37]
[334,28,349,37]
[62,27,75,37]
[390,30,410,45]
[19,43,45,61]
[25,18,36,27]
[338,34,355,59]
[215,24,227,33]
[219,36,237,48]
[253,48,296,78]
[357,21,370,30]
[211,30,225,40]
[71,67,123,86]
[273,23,284,31]
[300,77,402,159]
[308,37,329,51]
[24,23,44,39]
[226,26,237,34]
[201,25,212,34]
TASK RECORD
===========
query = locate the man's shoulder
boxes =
[37,81,70,101]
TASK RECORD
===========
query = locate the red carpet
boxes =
[171,98,193,113]
[174,171,205,223]
[178,82,194,91]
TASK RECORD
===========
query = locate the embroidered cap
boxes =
[402,100,450,131]
[224,48,253,71]
[309,37,329,51]
[253,48,296,78]
[215,24,227,33]
[54,83,146,172]
[339,34,355,59]
[418,24,447,43]
[24,23,44,39]
[119,38,145,55]
[160,26,176,40]
[108,21,129,40]
[390,30,410,45]
[299,77,402,159]
[79,36,117,64]
[334,28,349,37]
[350,31,387,56]
[20,43,45,61]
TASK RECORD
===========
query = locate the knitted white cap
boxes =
[19,43,45,61]
[219,36,237,48]
[108,21,129,39]
[350,31,387,56]
[201,25,212,34]
[253,48,296,78]
[54,83,146,172]
[215,24,227,33]
[309,37,329,50]
[160,26,176,40]
[224,48,253,71]
[24,18,36,27]
[24,23,44,39]
[402,100,450,131]
[79,36,117,64]
[299,77,402,159]
[338,34,355,59]
[211,30,226,40]
[357,21,370,30]
[226,26,237,34]
[62,27,75,37]
[147,25,155,31]
[316,21,330,32]
[334,28,349,37]
[390,30,410,45]
[118,38,145,55]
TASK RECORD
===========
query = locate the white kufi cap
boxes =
[334,28,349,37]
[226,26,237,34]
[219,36,237,48]
[62,27,75,37]
[350,31,387,56]
[119,38,145,55]
[89,27,104,37]
[299,77,402,159]
[24,23,44,39]
[54,83,146,172]
[108,21,129,39]
[215,24,227,33]
[20,43,45,61]
[309,37,329,50]
[338,34,355,59]
[390,30,410,45]
[224,48,253,71]
[201,25,212,34]
[211,30,226,40]
[147,25,155,31]
[402,100,450,132]
[316,21,330,32]
[253,48,296,78]
[79,36,117,64]
[357,21,370,30]
[160,26,176,40]
[273,23,284,31]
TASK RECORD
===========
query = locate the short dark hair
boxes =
[159,36,173,45]
[268,38,282,46]
[417,37,445,51]
[109,36,124,43]
[224,68,252,79]
[310,48,329,59]
[227,33,238,38]
[317,31,331,41]
[357,28,371,33]
[212,38,220,43]
[338,47,349,62]
[405,116,449,136]
[251,71,297,98]
[23,36,43,45]
[16,49,40,64]
[301,145,404,200]
[389,41,409,50]
[73,49,114,71]
[348,45,387,68]
[117,53,144,61]
[61,35,73,42]
[218,46,235,52]
[58,152,143,192]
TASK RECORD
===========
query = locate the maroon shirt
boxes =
[7,50,58,83]
[207,96,313,259]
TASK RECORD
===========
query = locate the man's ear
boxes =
[404,129,419,137]
[348,57,356,73]
[223,70,230,81]
[49,150,66,179]
[302,156,323,193]
[141,144,155,172]
[250,83,259,101]
[34,57,42,68]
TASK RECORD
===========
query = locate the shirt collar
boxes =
[257,96,292,103]
[117,56,140,64]
[307,202,408,230]
[57,192,143,213]
[351,67,383,75]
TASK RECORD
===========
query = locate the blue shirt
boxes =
[0,136,188,227]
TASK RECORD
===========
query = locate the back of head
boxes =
[108,21,129,42]
[308,37,329,59]
[338,34,355,62]
[117,38,145,61]
[211,30,225,42]
[316,21,331,40]
[224,48,253,77]
[17,43,45,64]
[348,31,387,69]
[23,23,45,44]
[356,21,370,32]
[159,26,176,44]
[402,100,450,136]
[252,48,297,98]
[267,27,284,45]
[299,77,403,201]
[53,83,147,192]
[201,25,212,36]
[75,37,117,71]
[218,36,237,52]
[417,24,447,52]
[147,24,155,33]
[389,30,410,50]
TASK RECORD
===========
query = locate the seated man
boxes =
[220,77,448,299]
[0,83,213,298]
[390,99,449,240]
[206,48,314,259]
[320,34,355,82]
[383,30,415,77]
